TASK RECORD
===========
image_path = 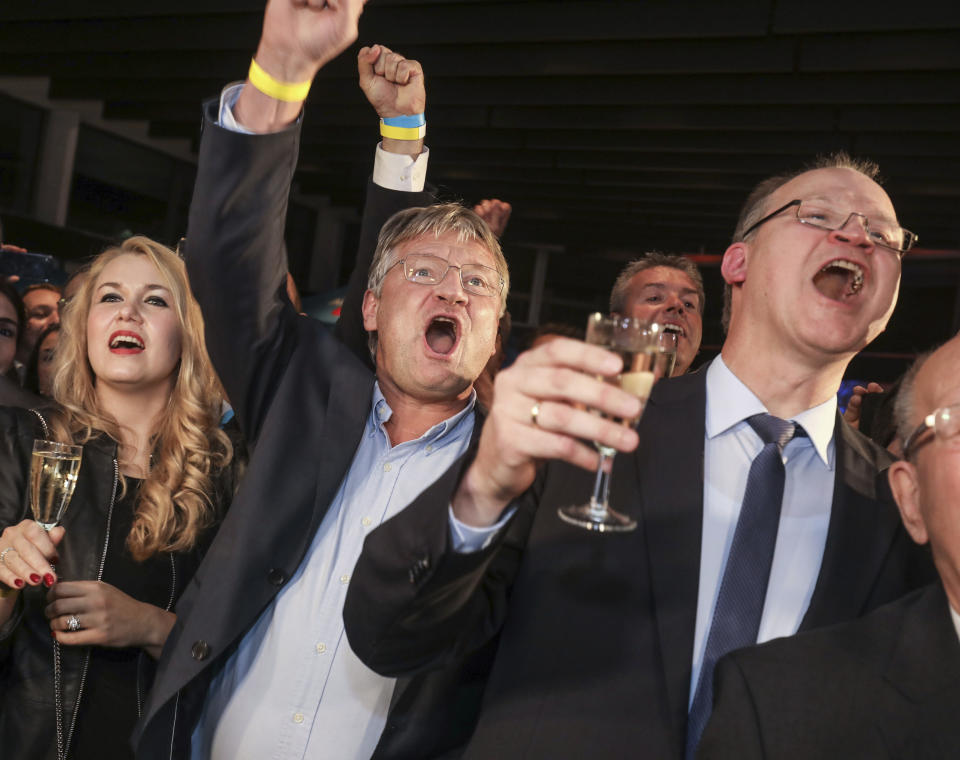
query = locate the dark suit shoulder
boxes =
[729,584,933,677]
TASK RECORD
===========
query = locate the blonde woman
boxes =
[0,236,241,760]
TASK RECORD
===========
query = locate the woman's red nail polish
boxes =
[29,574,41,584]
[14,579,24,588]
[44,574,55,587]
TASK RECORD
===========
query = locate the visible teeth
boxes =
[820,260,864,294]
[662,324,684,336]
[110,335,144,349]
[433,317,455,325]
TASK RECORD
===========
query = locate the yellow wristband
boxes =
[248,59,312,103]
[379,121,427,141]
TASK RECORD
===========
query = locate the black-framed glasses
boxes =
[394,254,504,297]
[902,404,960,460]
[741,199,917,256]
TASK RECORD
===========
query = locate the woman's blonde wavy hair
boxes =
[48,236,232,561]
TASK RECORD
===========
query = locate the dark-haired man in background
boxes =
[609,251,705,375]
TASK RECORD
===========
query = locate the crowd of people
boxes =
[0,1,957,759]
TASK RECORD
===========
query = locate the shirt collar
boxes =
[706,355,835,467]
[369,382,477,447]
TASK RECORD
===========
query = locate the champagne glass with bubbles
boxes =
[558,314,671,533]
[30,440,82,531]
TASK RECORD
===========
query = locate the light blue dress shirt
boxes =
[192,384,476,760]
[689,356,836,707]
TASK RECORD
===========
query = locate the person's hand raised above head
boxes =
[235,0,368,133]
[473,199,512,238]
[358,44,425,118]
[843,382,884,430]
[257,0,368,83]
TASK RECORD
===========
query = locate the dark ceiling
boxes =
[1,0,959,375]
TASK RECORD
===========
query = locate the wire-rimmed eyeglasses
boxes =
[741,199,917,257]
[393,254,504,297]
[902,404,960,460]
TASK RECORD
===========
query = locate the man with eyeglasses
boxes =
[698,336,960,759]
[136,2,507,759]
[344,153,935,759]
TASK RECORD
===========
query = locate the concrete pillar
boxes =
[32,109,79,226]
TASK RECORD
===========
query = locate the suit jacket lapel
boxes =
[305,354,376,541]
[801,417,901,630]
[636,368,707,742]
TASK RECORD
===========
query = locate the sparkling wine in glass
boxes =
[656,327,679,380]
[30,440,82,531]
[558,314,666,533]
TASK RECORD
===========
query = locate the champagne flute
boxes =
[558,314,667,533]
[656,327,679,379]
[30,440,83,531]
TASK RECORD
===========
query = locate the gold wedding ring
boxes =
[530,402,541,426]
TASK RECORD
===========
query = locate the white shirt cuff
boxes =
[449,504,515,554]
[218,82,255,134]
[373,144,429,192]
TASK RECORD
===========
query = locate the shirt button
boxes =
[361,517,372,527]
[293,713,304,724]
[316,642,327,654]
[340,574,350,584]
[383,463,392,472]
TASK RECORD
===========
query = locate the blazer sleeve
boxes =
[696,654,766,760]
[344,448,542,677]
[334,177,435,369]
[183,100,303,444]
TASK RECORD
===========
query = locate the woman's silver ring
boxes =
[0,547,15,567]
[530,402,541,426]
[66,615,81,632]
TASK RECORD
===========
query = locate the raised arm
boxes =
[336,44,434,365]
[184,0,366,441]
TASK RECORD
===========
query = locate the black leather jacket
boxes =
[0,406,242,760]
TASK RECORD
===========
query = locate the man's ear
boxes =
[362,289,379,332]
[721,242,748,286]
[888,460,929,545]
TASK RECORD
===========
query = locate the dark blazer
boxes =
[133,102,436,758]
[698,582,960,760]
[345,365,936,759]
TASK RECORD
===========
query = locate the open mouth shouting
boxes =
[813,258,865,302]
[424,314,462,357]
[109,330,145,354]
[661,322,686,338]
